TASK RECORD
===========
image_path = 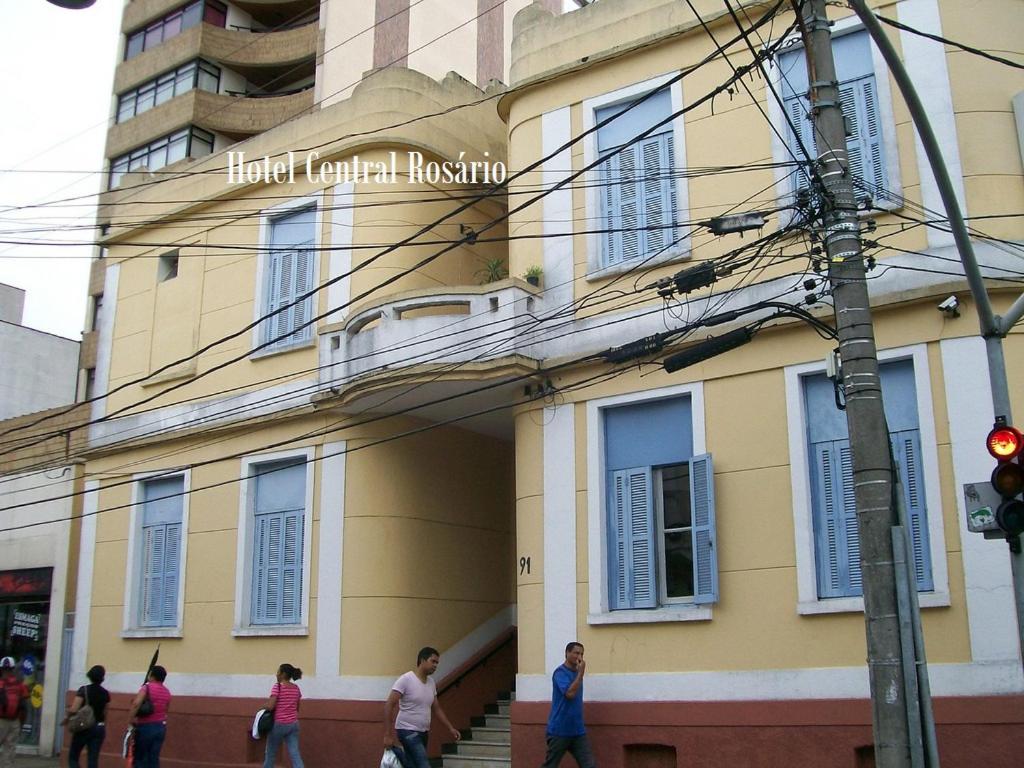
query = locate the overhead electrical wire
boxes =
[0,1,796,449]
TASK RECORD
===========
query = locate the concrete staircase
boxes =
[439,692,512,768]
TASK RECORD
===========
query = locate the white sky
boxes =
[0,0,122,340]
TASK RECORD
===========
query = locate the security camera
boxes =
[937,295,960,317]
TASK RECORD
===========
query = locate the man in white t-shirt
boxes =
[383,646,461,768]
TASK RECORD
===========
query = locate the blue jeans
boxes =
[132,722,166,768]
[69,723,106,768]
[264,721,303,768]
[395,729,430,768]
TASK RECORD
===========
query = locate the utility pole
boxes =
[794,1,912,765]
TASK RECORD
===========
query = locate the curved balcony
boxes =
[193,88,314,136]
[201,21,318,69]
[318,281,542,397]
[114,21,317,94]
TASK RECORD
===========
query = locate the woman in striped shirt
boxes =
[263,663,304,768]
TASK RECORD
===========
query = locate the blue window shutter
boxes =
[289,246,313,344]
[264,248,290,346]
[780,30,884,201]
[811,440,860,598]
[891,430,933,591]
[838,76,885,198]
[281,511,303,622]
[617,145,641,264]
[253,510,304,624]
[600,154,623,264]
[608,467,656,609]
[264,206,315,347]
[161,523,181,624]
[141,526,165,626]
[689,453,718,604]
[251,459,306,624]
[252,513,272,623]
[640,132,678,255]
[784,92,817,194]
[140,476,183,627]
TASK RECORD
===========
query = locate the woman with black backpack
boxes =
[63,665,111,768]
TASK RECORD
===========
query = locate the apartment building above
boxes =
[107,0,319,189]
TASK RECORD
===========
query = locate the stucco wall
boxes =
[0,323,79,420]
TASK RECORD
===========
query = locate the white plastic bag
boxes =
[380,748,402,768]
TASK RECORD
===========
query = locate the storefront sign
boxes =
[10,612,42,643]
[0,568,52,598]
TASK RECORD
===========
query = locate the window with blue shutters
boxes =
[139,475,184,628]
[804,359,932,599]
[250,458,306,625]
[778,29,888,203]
[261,206,316,350]
[604,396,718,610]
[595,88,680,268]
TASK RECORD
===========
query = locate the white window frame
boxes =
[122,469,191,638]
[767,17,903,213]
[586,381,710,624]
[251,191,323,357]
[582,73,690,280]
[233,447,316,636]
[785,343,949,615]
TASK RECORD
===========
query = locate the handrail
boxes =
[437,626,516,697]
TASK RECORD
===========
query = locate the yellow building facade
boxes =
[66,0,1023,766]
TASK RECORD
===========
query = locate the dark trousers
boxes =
[541,734,597,768]
[69,723,106,768]
[133,722,166,768]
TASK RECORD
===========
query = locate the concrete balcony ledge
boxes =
[195,88,314,135]
[318,281,543,391]
[203,21,318,68]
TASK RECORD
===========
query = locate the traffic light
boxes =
[986,419,1024,536]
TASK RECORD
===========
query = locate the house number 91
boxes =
[519,556,531,576]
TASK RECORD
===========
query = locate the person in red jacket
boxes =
[0,656,29,768]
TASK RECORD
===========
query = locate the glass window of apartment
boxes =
[137,475,185,627]
[778,29,888,203]
[595,87,680,268]
[124,1,228,61]
[261,206,316,350]
[250,459,306,625]
[603,396,717,609]
[109,126,215,189]
[803,359,933,598]
[116,60,221,124]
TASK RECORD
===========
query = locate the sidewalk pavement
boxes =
[16,755,63,767]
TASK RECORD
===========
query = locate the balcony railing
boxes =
[319,282,541,390]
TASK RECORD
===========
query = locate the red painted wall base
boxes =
[511,694,1024,768]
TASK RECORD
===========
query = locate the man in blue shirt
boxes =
[541,642,595,767]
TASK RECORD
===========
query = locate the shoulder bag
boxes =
[68,687,96,733]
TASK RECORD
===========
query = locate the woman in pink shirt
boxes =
[128,665,171,768]
[263,663,304,768]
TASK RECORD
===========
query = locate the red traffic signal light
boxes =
[988,421,1024,537]
[987,425,1023,460]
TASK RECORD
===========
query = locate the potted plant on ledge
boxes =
[475,257,508,284]
[524,265,543,287]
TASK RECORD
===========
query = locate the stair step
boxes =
[441,757,511,768]
[485,702,511,716]
[471,714,510,729]
[446,741,511,758]
[468,727,510,744]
